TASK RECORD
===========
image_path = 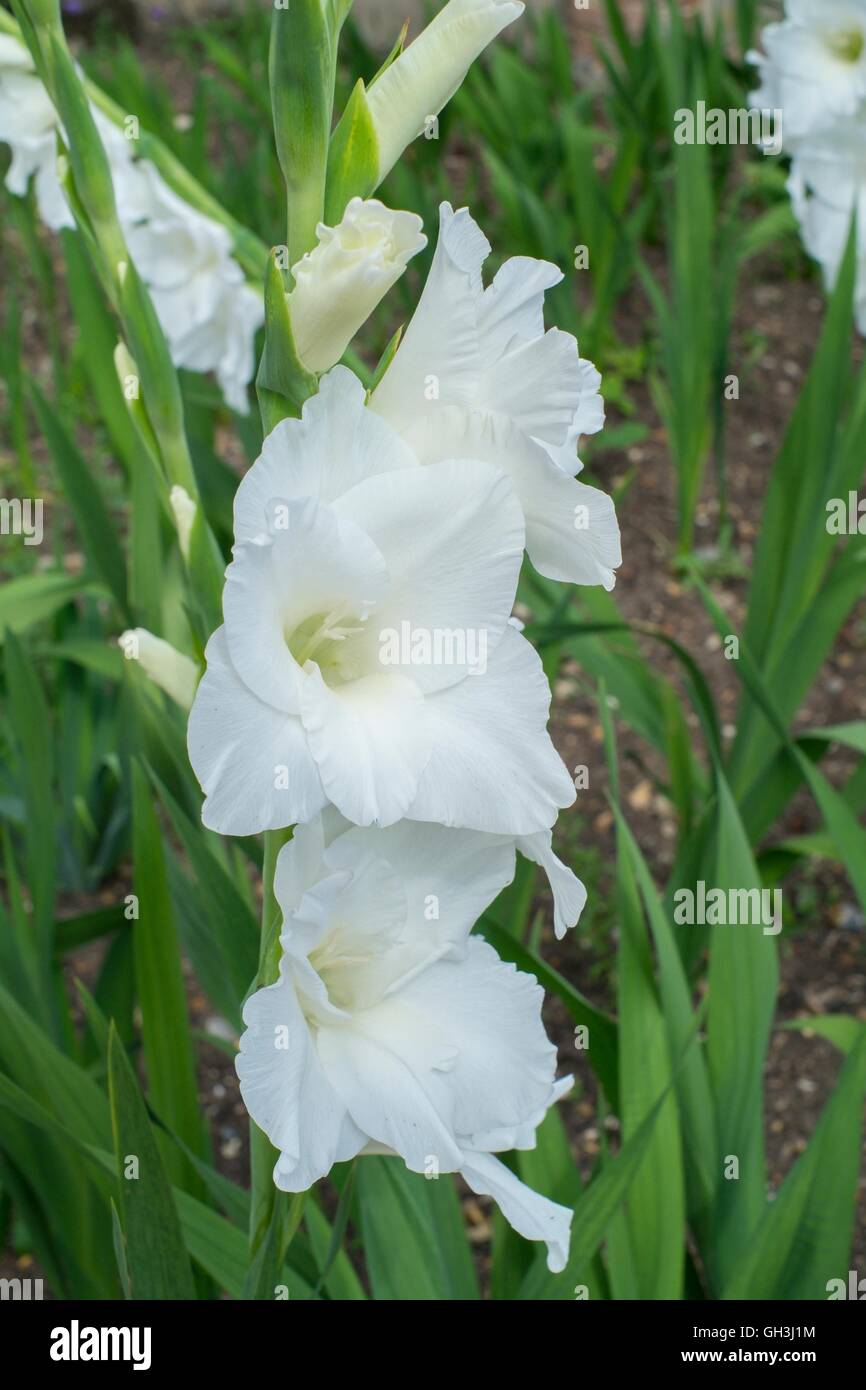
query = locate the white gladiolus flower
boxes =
[371,203,620,589]
[0,33,262,413]
[236,815,574,1272]
[749,0,866,150]
[119,628,199,710]
[0,32,137,232]
[123,164,264,414]
[288,197,426,372]
[187,367,575,837]
[366,0,525,182]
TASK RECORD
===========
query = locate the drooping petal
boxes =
[406,625,576,835]
[234,367,420,545]
[517,831,587,938]
[460,1149,573,1273]
[187,627,326,835]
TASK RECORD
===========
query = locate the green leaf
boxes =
[107,1024,196,1298]
[783,1015,864,1055]
[4,632,56,958]
[155,773,258,1031]
[325,78,379,222]
[611,808,717,1240]
[356,1159,479,1300]
[256,249,318,430]
[131,759,208,1193]
[173,1190,318,1300]
[518,1090,669,1299]
[722,1029,866,1299]
[62,227,140,476]
[705,767,778,1290]
[602,702,685,1299]
[306,1183,367,1300]
[0,572,93,641]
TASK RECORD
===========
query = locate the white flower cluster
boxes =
[93,0,615,1273]
[186,193,619,1273]
[751,0,866,327]
[0,32,263,411]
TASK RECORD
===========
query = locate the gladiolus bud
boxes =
[365,0,524,183]
[169,485,196,561]
[287,197,426,372]
[119,628,199,710]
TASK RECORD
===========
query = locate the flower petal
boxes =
[369,202,486,434]
[273,818,328,921]
[223,496,389,710]
[477,254,564,363]
[187,627,326,834]
[517,831,587,938]
[289,198,426,372]
[460,1150,573,1273]
[300,667,431,827]
[401,407,620,588]
[406,626,576,835]
[364,936,558,1141]
[234,367,419,544]
[334,457,525,692]
[480,326,586,447]
[330,820,516,943]
[317,1022,464,1172]
[236,967,365,1191]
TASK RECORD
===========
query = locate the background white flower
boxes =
[288,197,426,372]
[187,367,575,837]
[0,32,137,231]
[749,0,866,151]
[236,815,574,1272]
[371,202,621,589]
[124,165,264,414]
[0,33,263,412]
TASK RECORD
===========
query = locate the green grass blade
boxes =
[107,1024,196,1298]
[131,759,209,1194]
